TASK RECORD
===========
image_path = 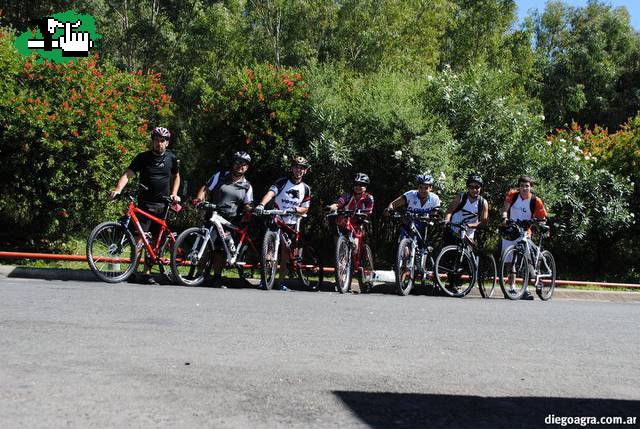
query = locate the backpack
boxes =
[454,192,486,218]
[507,191,537,219]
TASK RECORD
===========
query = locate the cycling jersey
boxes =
[403,190,441,213]
[450,194,481,240]
[206,171,253,219]
[502,190,547,259]
[336,192,374,212]
[128,150,179,203]
[269,177,311,224]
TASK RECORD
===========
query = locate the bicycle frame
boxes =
[196,210,259,267]
[121,200,175,264]
[268,214,308,269]
[512,223,552,284]
[398,212,435,274]
[333,212,368,272]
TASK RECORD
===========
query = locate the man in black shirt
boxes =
[110,127,181,284]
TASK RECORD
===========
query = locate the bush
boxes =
[0,27,173,244]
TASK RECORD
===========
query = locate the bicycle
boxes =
[326,209,374,294]
[86,187,179,283]
[170,201,260,286]
[434,211,497,298]
[499,219,556,300]
[390,208,439,296]
[255,209,323,291]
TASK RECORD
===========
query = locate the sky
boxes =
[516,0,640,30]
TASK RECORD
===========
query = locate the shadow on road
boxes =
[334,391,640,428]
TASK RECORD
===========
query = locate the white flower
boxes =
[573,145,580,152]
[409,157,414,162]
[585,155,591,161]
[394,150,402,158]
[540,115,545,121]
[574,174,580,180]
[546,140,553,146]
[561,147,567,153]
[575,136,582,142]
[439,171,446,181]
[631,213,635,218]
[427,75,433,81]
[559,138,566,143]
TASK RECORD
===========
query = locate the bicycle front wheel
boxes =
[395,238,416,296]
[236,242,260,284]
[335,235,353,294]
[261,230,279,290]
[499,245,529,300]
[358,243,375,294]
[86,221,138,283]
[170,227,213,286]
[297,244,323,291]
[435,245,475,297]
[536,250,556,301]
[477,253,497,298]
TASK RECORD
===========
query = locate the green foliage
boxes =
[0,27,172,242]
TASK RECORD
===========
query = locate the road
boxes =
[1,275,639,428]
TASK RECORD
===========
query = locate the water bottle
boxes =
[224,233,236,254]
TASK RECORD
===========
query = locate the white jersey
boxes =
[403,190,441,213]
[270,177,311,224]
[509,195,533,222]
[450,195,479,239]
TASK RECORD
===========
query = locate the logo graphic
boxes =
[286,189,300,199]
[14,10,100,63]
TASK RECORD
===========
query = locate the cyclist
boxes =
[254,156,312,291]
[192,151,254,288]
[327,172,374,217]
[443,174,489,244]
[500,175,548,300]
[109,126,181,284]
[384,173,441,233]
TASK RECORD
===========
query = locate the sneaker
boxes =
[143,275,159,285]
[257,282,267,290]
[278,283,291,292]
[521,291,534,300]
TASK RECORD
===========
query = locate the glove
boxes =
[254,204,264,215]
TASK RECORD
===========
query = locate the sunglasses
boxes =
[468,184,481,190]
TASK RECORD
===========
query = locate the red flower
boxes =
[71,130,79,137]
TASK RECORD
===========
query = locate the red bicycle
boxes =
[326,209,374,293]
[86,187,180,283]
[255,209,323,291]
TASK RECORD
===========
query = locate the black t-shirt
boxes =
[128,150,179,202]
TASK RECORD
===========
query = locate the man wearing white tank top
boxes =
[443,174,489,243]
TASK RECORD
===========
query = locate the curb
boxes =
[1,265,639,302]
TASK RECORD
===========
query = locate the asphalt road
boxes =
[1,276,639,428]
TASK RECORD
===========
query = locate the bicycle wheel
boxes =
[335,235,353,294]
[477,253,497,298]
[261,230,279,290]
[297,244,323,291]
[535,250,556,301]
[170,227,213,286]
[358,243,375,294]
[499,245,529,300]
[236,242,260,283]
[87,221,138,283]
[435,245,475,297]
[395,238,416,296]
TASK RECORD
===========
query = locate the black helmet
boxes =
[292,156,311,168]
[466,174,483,187]
[232,151,251,163]
[354,172,370,185]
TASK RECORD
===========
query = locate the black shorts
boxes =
[137,201,167,238]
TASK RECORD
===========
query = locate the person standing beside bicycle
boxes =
[443,174,489,245]
[500,175,548,300]
[192,151,254,288]
[109,126,181,284]
[254,156,312,291]
[384,173,441,231]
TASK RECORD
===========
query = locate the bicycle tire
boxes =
[261,230,278,290]
[358,243,375,294]
[395,238,416,296]
[535,250,556,301]
[170,227,214,286]
[297,243,323,291]
[499,245,529,300]
[86,221,138,283]
[335,235,353,294]
[236,242,260,284]
[477,253,497,298]
[435,245,475,297]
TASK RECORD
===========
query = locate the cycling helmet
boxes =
[466,174,483,187]
[354,173,370,185]
[292,156,310,168]
[416,173,434,185]
[152,127,171,139]
[232,151,251,164]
